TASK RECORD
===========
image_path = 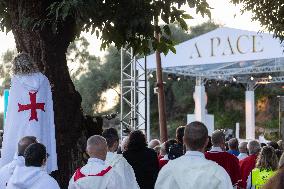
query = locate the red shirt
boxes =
[239,154,258,189]
[159,159,169,170]
[205,150,241,186]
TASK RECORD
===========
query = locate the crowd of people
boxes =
[1,121,284,189]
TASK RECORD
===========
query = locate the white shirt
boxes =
[68,157,123,189]
[0,156,25,189]
[238,153,248,160]
[105,152,140,189]
[155,151,233,189]
[209,147,224,152]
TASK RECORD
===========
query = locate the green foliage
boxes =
[0,49,16,94]
[69,37,123,115]
[264,119,278,129]
[232,0,284,42]
[33,0,210,55]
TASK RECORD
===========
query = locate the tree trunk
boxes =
[7,1,102,188]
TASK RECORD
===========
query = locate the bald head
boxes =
[86,135,108,160]
[184,121,208,152]
[18,136,37,156]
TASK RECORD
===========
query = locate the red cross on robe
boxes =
[18,92,45,121]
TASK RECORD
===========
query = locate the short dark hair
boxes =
[165,139,177,154]
[268,141,280,150]
[127,130,147,151]
[18,136,37,156]
[184,121,208,151]
[228,138,239,150]
[102,128,119,148]
[211,130,225,146]
[176,126,185,144]
[24,143,47,167]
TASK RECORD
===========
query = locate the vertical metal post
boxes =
[120,48,148,139]
[120,48,124,139]
[133,51,137,128]
[277,95,283,139]
[144,56,148,141]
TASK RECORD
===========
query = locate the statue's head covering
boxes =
[12,52,39,75]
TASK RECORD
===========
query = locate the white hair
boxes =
[248,140,261,155]
[12,53,39,75]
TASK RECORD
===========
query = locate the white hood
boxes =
[8,166,45,188]
[15,73,44,91]
[7,156,25,175]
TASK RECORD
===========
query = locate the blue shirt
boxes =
[227,149,240,156]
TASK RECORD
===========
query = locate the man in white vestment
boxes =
[68,135,123,189]
[155,121,233,189]
[0,53,57,173]
[6,143,60,189]
[102,128,140,189]
[0,136,37,189]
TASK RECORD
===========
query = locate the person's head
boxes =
[268,141,279,150]
[24,143,48,167]
[228,138,239,151]
[277,140,284,151]
[261,143,267,148]
[211,130,226,150]
[86,135,108,161]
[102,128,119,152]
[127,130,147,151]
[159,142,167,156]
[176,126,185,144]
[239,141,248,154]
[248,140,261,155]
[148,139,161,149]
[121,136,129,152]
[12,53,39,75]
[18,136,37,156]
[256,146,278,171]
[205,136,212,152]
[183,121,208,152]
[165,139,178,154]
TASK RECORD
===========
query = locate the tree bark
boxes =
[7,1,102,188]
[154,19,168,143]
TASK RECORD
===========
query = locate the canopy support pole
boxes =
[245,82,256,139]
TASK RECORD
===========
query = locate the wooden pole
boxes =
[154,19,168,143]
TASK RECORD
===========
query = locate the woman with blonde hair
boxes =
[262,152,284,189]
[246,146,278,189]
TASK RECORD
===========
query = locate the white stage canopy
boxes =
[143,27,284,68]
[136,27,284,139]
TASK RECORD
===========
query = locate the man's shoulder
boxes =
[166,155,220,168]
[106,153,126,166]
[37,173,60,188]
[240,155,256,164]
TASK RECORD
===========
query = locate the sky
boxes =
[0,0,264,113]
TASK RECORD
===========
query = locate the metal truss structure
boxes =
[148,57,284,85]
[120,48,148,139]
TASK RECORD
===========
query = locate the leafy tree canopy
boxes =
[232,0,284,41]
[0,0,211,55]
